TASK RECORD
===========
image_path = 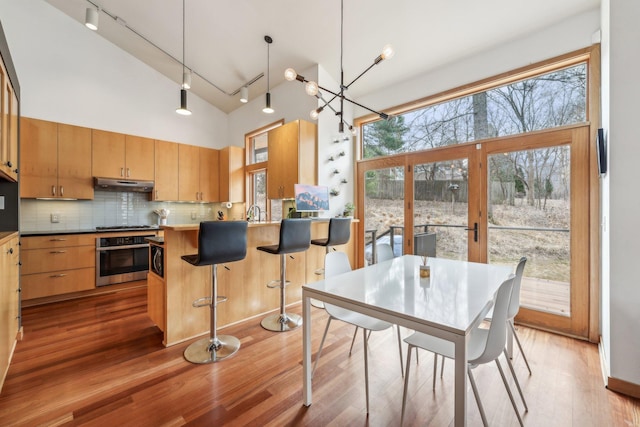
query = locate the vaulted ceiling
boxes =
[46,0,600,113]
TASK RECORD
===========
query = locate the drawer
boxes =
[21,246,95,275]
[21,268,95,300]
[21,234,95,250]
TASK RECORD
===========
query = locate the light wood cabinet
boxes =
[267,120,317,199]
[147,270,165,332]
[92,130,154,180]
[178,145,220,202]
[0,233,19,392]
[0,61,18,182]
[20,118,93,199]
[21,234,95,300]
[219,146,245,203]
[153,139,179,201]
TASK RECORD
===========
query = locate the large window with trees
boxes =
[362,63,586,158]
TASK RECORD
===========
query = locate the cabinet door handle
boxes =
[121,167,124,177]
[6,161,12,168]
[50,274,67,278]
[60,186,64,197]
[49,238,67,242]
[7,248,13,254]
[154,189,158,199]
[49,250,67,254]
[52,185,56,196]
[127,168,131,177]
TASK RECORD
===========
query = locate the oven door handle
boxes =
[97,244,150,251]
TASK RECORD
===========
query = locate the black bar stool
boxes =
[257,218,311,332]
[309,217,351,308]
[181,221,248,363]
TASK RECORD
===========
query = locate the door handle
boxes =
[466,222,478,242]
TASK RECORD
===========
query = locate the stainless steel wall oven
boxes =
[96,235,153,286]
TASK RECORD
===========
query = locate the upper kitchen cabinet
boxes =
[20,118,93,199]
[0,61,18,182]
[92,130,154,181]
[219,146,244,203]
[267,120,317,199]
[153,139,179,201]
[178,144,220,202]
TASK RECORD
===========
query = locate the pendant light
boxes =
[176,0,191,116]
[240,86,249,103]
[262,35,274,114]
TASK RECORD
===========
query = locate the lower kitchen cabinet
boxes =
[0,232,19,392]
[147,272,165,332]
[21,234,95,300]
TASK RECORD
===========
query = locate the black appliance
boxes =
[96,234,153,286]
[150,244,164,278]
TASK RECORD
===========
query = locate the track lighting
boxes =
[240,86,249,103]
[85,7,99,31]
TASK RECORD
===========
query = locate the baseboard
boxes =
[607,376,640,399]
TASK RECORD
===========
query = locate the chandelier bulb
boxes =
[284,68,297,81]
[305,81,319,97]
[381,44,395,60]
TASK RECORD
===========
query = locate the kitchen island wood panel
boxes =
[0,232,19,393]
[153,220,357,347]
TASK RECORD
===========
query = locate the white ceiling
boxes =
[45,0,599,114]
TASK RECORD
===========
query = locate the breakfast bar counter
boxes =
[149,220,358,347]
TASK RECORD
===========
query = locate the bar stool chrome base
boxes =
[261,313,302,332]
[184,335,241,364]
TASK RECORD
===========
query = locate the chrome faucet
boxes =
[246,204,262,222]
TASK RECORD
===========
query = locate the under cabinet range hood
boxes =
[94,177,154,193]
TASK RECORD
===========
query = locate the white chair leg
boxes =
[349,326,358,355]
[503,348,528,412]
[401,344,414,426]
[396,325,404,377]
[496,358,525,427]
[510,321,532,375]
[362,327,370,414]
[432,353,438,390]
[312,317,332,377]
[468,367,488,427]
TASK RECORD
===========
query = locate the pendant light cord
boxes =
[182,0,186,75]
[266,40,270,91]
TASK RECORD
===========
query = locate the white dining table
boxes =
[301,255,512,427]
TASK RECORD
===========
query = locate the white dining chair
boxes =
[375,242,394,263]
[313,251,404,414]
[400,276,526,427]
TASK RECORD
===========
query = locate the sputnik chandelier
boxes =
[284,0,393,134]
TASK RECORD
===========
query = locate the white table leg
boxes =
[454,335,468,427]
[302,292,312,406]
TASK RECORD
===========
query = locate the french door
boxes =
[356,125,591,338]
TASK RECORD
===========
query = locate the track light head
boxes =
[85,7,99,31]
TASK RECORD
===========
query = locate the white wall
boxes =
[607,0,640,386]
[356,8,600,116]
[599,0,611,379]
[0,0,227,149]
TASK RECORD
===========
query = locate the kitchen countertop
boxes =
[161,218,349,232]
[21,227,161,237]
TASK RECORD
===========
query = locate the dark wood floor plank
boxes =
[0,286,638,426]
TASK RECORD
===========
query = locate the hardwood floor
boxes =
[0,287,638,426]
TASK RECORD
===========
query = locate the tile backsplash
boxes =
[20,191,240,232]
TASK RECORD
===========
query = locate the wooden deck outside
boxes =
[520,276,571,316]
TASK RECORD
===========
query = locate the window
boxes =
[362,63,587,159]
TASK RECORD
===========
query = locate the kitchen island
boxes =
[149,220,358,347]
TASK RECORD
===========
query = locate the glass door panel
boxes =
[413,158,469,261]
[363,166,405,265]
[487,146,571,316]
